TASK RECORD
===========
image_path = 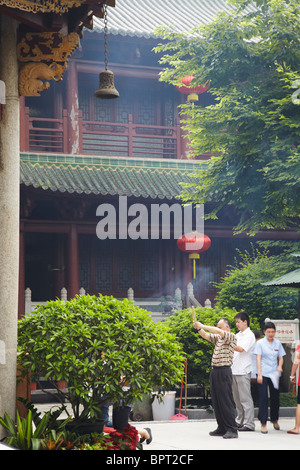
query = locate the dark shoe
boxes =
[139,427,152,444]
[209,428,225,436]
[239,426,254,431]
[223,431,238,439]
[145,427,152,444]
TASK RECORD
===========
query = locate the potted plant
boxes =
[112,403,132,430]
[0,407,72,450]
[18,294,184,433]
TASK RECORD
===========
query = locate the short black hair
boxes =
[263,321,276,331]
[254,330,262,340]
[235,311,250,327]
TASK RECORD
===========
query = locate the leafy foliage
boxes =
[154,0,300,234]
[18,294,184,422]
[215,244,299,324]
[0,405,82,450]
[0,410,50,450]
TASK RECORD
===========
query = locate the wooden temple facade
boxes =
[16,1,300,317]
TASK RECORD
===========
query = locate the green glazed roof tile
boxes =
[20,153,200,200]
[262,269,300,288]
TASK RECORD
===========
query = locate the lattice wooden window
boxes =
[137,240,158,291]
[78,235,159,296]
[79,235,91,290]
[115,84,134,124]
[78,75,168,126]
[95,239,113,290]
[203,237,221,291]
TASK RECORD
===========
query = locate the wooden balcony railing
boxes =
[21,108,69,154]
[21,107,182,159]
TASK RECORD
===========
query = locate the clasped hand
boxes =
[193,321,204,330]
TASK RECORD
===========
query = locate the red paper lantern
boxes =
[176,74,209,102]
[177,232,211,253]
[177,232,211,278]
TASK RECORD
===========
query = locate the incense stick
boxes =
[191,306,196,323]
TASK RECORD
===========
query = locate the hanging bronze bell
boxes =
[94,69,119,99]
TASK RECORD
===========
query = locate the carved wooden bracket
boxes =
[0,0,84,14]
[17,32,79,96]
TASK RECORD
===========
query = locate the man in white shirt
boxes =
[232,312,256,431]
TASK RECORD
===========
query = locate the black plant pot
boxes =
[112,406,131,430]
[66,418,106,435]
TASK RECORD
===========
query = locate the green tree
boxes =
[18,294,184,422]
[215,244,299,324]
[154,0,300,234]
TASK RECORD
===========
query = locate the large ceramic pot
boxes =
[152,391,176,420]
[131,394,153,421]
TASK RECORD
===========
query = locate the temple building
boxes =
[17,0,300,317]
[0,0,299,425]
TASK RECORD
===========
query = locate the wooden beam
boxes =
[0,6,64,32]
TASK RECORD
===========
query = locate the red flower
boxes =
[103,423,139,450]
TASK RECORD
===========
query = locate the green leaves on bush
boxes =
[215,246,299,323]
[18,294,184,421]
[0,410,50,450]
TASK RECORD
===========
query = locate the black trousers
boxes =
[257,376,280,425]
[210,366,237,433]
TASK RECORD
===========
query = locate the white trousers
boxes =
[232,373,255,430]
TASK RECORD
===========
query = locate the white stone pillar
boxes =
[0,16,20,433]
[128,288,134,302]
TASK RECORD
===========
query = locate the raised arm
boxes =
[193,321,225,338]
